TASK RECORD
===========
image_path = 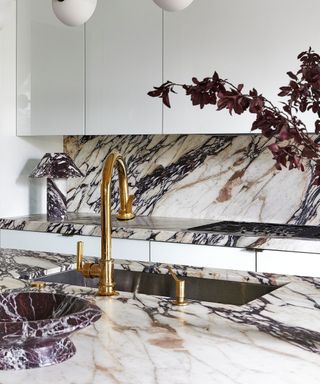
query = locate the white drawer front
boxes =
[0,230,149,262]
[112,238,149,262]
[0,230,98,256]
[150,242,255,271]
[257,250,320,277]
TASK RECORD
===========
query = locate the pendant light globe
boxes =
[52,0,97,27]
[153,0,194,12]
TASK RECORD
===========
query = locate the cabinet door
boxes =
[0,0,16,135]
[150,242,255,271]
[17,0,84,135]
[0,230,150,262]
[163,0,320,134]
[257,250,320,277]
[86,0,162,135]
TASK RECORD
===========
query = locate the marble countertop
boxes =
[1,213,320,253]
[0,247,319,383]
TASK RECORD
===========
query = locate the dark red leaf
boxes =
[287,71,298,80]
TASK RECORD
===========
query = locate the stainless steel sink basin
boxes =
[37,269,279,306]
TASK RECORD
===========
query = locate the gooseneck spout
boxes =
[99,151,135,296]
[76,151,135,296]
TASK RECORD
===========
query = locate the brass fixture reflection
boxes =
[31,281,46,290]
[76,151,135,296]
[167,266,188,306]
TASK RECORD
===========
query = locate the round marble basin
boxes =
[0,291,102,370]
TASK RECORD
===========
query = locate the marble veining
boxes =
[47,179,67,220]
[188,220,320,239]
[30,153,84,221]
[0,248,319,382]
[29,153,84,179]
[0,291,101,370]
[0,247,77,289]
[64,134,320,225]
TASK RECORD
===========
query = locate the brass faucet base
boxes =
[97,289,119,297]
[117,212,135,221]
[171,299,188,306]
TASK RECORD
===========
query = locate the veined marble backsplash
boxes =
[64,135,319,225]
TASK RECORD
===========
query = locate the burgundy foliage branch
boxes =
[148,48,320,185]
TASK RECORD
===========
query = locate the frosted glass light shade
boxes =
[153,0,194,12]
[52,0,97,27]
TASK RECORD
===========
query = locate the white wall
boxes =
[0,0,63,217]
[164,0,320,134]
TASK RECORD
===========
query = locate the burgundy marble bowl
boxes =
[0,291,102,370]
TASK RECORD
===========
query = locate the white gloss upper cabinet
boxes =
[86,0,162,135]
[163,0,320,134]
[17,0,84,136]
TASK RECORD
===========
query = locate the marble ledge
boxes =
[0,247,319,383]
[1,213,320,254]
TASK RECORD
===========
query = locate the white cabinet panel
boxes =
[164,0,320,134]
[0,0,16,135]
[86,0,162,135]
[0,230,97,256]
[0,230,149,262]
[17,0,84,135]
[150,242,255,271]
[257,250,320,277]
[113,238,149,262]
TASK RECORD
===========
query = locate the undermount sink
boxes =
[37,269,279,306]
[0,291,101,370]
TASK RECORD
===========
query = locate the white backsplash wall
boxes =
[0,0,63,217]
[64,135,318,225]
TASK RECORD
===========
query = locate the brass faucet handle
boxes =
[76,241,101,279]
[168,266,182,282]
[76,241,84,272]
[167,266,188,306]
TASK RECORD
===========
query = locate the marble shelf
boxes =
[1,213,320,253]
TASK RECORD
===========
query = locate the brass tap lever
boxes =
[76,241,99,279]
[77,241,84,271]
[167,266,188,306]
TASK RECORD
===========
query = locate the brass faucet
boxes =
[76,151,135,296]
[167,266,188,306]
